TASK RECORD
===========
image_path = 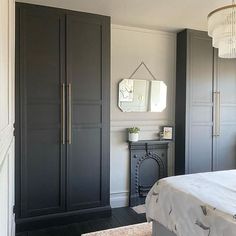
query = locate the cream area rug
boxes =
[82,222,152,236]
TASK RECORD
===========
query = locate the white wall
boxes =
[110,25,176,208]
[0,0,15,235]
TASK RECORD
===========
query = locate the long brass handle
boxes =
[61,83,65,144]
[213,91,220,136]
[67,83,72,144]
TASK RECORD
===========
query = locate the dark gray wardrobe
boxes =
[175,29,236,175]
[15,3,110,231]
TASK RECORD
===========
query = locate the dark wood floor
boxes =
[17,208,147,236]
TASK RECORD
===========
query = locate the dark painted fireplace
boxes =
[129,140,169,207]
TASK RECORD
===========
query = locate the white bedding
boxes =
[146,170,236,236]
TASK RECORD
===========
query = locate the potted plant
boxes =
[127,127,140,142]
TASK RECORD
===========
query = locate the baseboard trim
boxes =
[110,192,129,208]
[16,205,111,233]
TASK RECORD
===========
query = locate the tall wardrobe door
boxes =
[16,6,66,217]
[213,56,236,170]
[188,31,214,173]
[66,14,110,210]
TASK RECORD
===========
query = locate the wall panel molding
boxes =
[111,24,176,38]
[0,126,14,166]
[111,120,174,131]
[110,24,176,207]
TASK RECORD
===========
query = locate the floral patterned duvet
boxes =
[146,170,236,236]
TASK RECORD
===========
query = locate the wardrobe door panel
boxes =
[27,130,61,210]
[66,14,110,210]
[16,6,66,217]
[188,31,213,173]
[190,126,212,173]
[69,128,101,207]
[214,57,236,170]
[191,36,213,103]
[67,17,101,101]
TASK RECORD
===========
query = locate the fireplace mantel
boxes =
[129,140,170,150]
[129,140,169,207]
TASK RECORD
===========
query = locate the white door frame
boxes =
[0,0,15,235]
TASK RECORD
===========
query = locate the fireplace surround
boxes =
[129,140,169,207]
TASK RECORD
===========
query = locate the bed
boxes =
[146,170,236,236]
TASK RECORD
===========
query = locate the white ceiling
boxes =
[17,0,232,32]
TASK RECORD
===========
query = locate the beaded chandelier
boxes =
[208,0,236,58]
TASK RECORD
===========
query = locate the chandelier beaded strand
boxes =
[208,0,236,58]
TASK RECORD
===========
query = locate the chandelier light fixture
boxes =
[208,0,236,58]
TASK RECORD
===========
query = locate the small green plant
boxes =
[127,127,140,134]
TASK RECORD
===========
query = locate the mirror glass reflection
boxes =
[118,79,167,112]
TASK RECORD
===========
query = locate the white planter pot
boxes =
[129,133,139,142]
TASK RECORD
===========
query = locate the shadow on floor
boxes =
[16,207,147,236]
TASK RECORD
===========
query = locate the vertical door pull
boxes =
[213,91,220,136]
[67,83,72,144]
[61,83,65,144]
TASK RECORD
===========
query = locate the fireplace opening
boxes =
[139,155,164,197]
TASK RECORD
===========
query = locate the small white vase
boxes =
[129,133,139,142]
